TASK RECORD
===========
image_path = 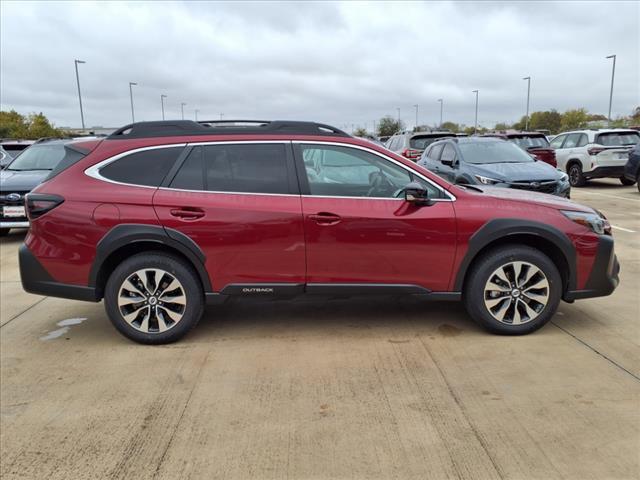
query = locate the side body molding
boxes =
[453,218,577,292]
[89,224,212,292]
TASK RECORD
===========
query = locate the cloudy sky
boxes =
[1,1,638,131]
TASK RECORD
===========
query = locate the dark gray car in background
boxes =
[0,138,89,235]
[417,137,571,197]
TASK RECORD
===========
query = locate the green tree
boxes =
[440,121,460,133]
[0,110,63,139]
[377,116,404,137]
[494,122,510,131]
[353,127,368,137]
[529,110,562,134]
[560,108,589,131]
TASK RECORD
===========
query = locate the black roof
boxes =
[107,120,350,140]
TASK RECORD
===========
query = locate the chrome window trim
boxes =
[84,143,187,189]
[84,139,455,201]
[293,140,455,201]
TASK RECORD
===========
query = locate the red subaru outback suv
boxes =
[19,120,619,344]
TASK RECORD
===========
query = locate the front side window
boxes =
[100,147,183,187]
[550,135,566,149]
[440,144,457,163]
[301,144,441,198]
[203,143,290,194]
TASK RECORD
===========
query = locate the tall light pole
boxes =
[161,94,167,120]
[74,60,86,130]
[472,90,479,135]
[181,102,186,120]
[397,107,401,128]
[606,54,616,126]
[437,99,443,128]
[128,82,137,122]
[523,76,531,130]
[220,113,224,120]
[413,104,419,130]
[195,109,199,121]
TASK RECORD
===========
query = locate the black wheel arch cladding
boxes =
[454,218,576,293]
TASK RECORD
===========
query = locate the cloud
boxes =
[1,1,638,130]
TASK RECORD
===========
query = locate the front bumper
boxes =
[19,244,100,302]
[584,165,625,179]
[564,235,619,301]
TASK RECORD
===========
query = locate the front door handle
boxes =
[308,212,341,225]
[170,207,205,220]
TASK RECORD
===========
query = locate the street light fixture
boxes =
[606,54,616,126]
[181,102,187,120]
[437,99,443,128]
[523,76,531,130]
[74,60,86,130]
[161,94,167,120]
[472,90,479,134]
[129,82,137,122]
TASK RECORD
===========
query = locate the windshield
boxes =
[6,144,67,171]
[508,136,549,149]
[459,141,535,164]
[596,132,640,146]
[410,135,453,149]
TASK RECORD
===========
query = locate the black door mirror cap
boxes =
[402,182,435,207]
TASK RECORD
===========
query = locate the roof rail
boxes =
[107,120,350,139]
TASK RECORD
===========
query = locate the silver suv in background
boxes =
[550,129,639,187]
[386,130,456,161]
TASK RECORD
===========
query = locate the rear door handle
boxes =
[308,212,341,225]
[170,207,205,220]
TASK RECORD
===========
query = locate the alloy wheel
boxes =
[483,261,549,325]
[117,268,186,333]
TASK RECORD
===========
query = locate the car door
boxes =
[550,134,569,170]
[295,142,457,293]
[153,142,306,294]
[418,143,445,177]
[437,143,459,183]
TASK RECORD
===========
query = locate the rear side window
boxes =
[170,147,204,190]
[203,144,290,194]
[596,132,640,146]
[100,147,183,187]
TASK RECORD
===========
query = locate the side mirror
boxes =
[402,182,435,207]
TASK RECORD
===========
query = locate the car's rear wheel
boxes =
[568,163,586,187]
[463,246,561,335]
[104,252,204,344]
[620,176,636,186]
[0,229,9,237]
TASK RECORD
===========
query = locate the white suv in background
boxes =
[550,129,639,187]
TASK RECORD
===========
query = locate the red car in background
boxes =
[19,120,618,344]
[484,131,557,167]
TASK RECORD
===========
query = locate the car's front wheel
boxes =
[620,176,636,186]
[463,246,561,335]
[568,163,586,187]
[104,252,204,344]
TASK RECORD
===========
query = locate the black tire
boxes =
[463,245,562,335]
[637,173,640,193]
[0,229,9,237]
[620,176,636,186]
[104,252,204,344]
[567,162,586,187]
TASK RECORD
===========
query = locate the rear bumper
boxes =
[0,221,29,229]
[584,165,625,179]
[564,235,619,301]
[19,244,100,302]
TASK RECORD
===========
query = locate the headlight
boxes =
[562,210,611,235]
[474,175,501,185]
[559,172,569,182]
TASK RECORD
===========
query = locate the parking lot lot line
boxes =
[576,190,640,202]
[611,225,637,233]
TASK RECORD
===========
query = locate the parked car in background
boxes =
[19,120,618,344]
[484,130,557,167]
[418,137,570,197]
[623,143,640,193]
[0,140,36,163]
[0,146,11,169]
[386,129,456,160]
[0,138,94,235]
[378,135,390,144]
[549,129,639,187]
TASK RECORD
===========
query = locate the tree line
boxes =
[0,110,64,139]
